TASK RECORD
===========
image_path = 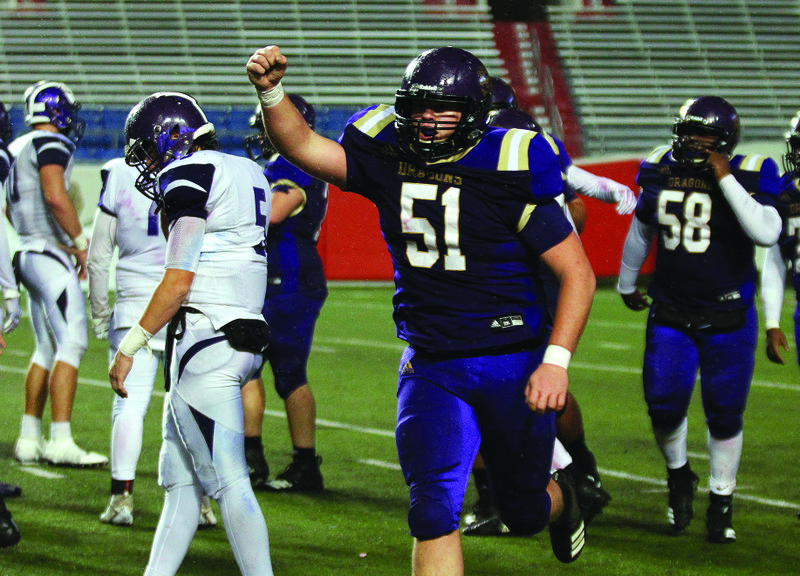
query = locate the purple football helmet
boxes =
[782,111,800,175]
[672,96,740,164]
[124,91,215,201]
[245,93,315,161]
[394,46,491,160]
[23,81,85,143]
[486,107,542,133]
[0,102,12,142]
[489,76,518,111]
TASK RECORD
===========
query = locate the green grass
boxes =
[0,282,798,575]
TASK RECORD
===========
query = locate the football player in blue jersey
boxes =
[249,45,595,572]
[240,94,329,492]
[109,92,274,576]
[6,81,108,469]
[0,100,22,548]
[759,111,800,519]
[617,96,782,543]
[463,106,620,537]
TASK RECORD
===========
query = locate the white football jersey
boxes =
[159,150,270,327]
[5,129,76,250]
[98,157,167,326]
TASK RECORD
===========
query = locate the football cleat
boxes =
[198,495,217,528]
[0,509,20,548]
[565,463,611,525]
[666,465,699,533]
[264,456,324,492]
[462,495,510,536]
[14,436,45,464]
[0,482,22,499]
[706,494,736,544]
[549,469,586,563]
[43,438,108,468]
[245,445,270,491]
[100,493,134,526]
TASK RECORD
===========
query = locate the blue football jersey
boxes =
[264,154,328,297]
[0,139,11,185]
[636,146,781,310]
[776,173,800,301]
[339,105,573,353]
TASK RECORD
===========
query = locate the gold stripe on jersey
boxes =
[517,203,537,232]
[353,105,396,137]
[646,145,672,164]
[498,129,535,171]
[738,154,767,172]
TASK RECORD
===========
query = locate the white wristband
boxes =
[73,232,89,251]
[257,82,285,108]
[542,345,572,370]
[118,323,153,357]
[765,321,781,331]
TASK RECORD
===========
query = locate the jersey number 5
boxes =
[400,183,466,271]
[657,190,712,253]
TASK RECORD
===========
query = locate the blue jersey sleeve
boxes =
[160,161,215,223]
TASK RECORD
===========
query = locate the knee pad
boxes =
[707,413,743,439]
[648,408,685,432]
[274,372,305,400]
[55,340,87,369]
[407,496,458,541]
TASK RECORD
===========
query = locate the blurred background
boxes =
[1,0,795,278]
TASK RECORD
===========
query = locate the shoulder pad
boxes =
[644,145,672,164]
[734,154,769,172]
[496,128,546,171]
[352,105,395,138]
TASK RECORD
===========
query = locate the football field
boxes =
[0,281,798,575]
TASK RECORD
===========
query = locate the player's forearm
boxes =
[617,216,653,294]
[138,269,194,335]
[718,174,781,246]
[549,260,595,353]
[87,210,116,317]
[760,242,787,329]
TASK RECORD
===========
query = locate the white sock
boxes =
[551,438,573,473]
[50,421,72,441]
[652,417,688,470]
[20,415,42,440]
[218,477,274,576]
[145,484,202,576]
[708,430,742,496]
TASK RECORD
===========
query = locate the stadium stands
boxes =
[548,0,800,156]
[0,0,506,159]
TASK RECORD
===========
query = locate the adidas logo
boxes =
[489,315,523,330]
[401,361,414,375]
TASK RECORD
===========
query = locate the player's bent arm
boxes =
[87,209,117,328]
[248,44,347,189]
[567,165,637,215]
[717,174,781,246]
[40,163,85,242]
[270,186,305,225]
[260,96,347,190]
